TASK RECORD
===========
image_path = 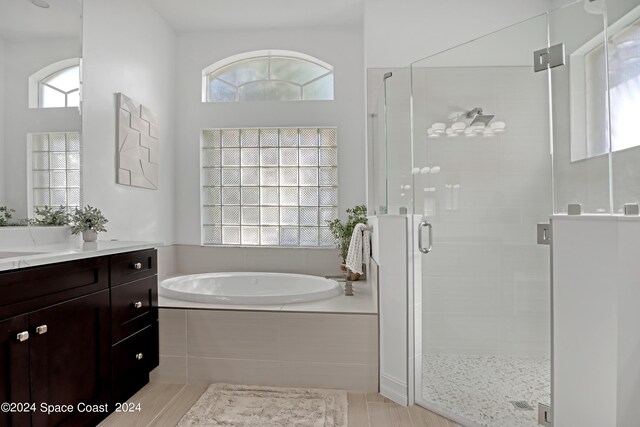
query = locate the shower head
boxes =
[471,114,495,127]
[465,107,494,127]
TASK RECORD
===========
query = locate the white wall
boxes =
[370,215,410,404]
[82,0,177,243]
[174,26,366,246]
[412,66,552,358]
[1,38,80,218]
[552,216,640,427]
[363,0,553,68]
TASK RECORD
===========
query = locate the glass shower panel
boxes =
[367,68,411,216]
[383,68,413,216]
[607,0,640,213]
[549,1,611,214]
[367,69,387,215]
[412,13,552,427]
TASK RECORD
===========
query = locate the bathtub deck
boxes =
[158,279,377,314]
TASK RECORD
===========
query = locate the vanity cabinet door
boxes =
[0,315,30,427]
[29,290,110,427]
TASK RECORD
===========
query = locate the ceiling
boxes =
[146,0,364,32]
[0,0,81,40]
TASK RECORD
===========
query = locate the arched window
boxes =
[202,50,334,102]
[29,58,81,109]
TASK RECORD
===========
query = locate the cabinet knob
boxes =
[16,331,29,342]
[133,301,143,309]
[135,353,144,361]
[35,325,48,335]
[132,262,142,270]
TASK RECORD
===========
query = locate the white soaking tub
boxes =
[159,272,342,305]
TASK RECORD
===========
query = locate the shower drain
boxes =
[510,401,534,411]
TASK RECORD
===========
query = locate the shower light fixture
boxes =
[427,107,506,139]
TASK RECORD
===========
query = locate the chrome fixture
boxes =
[135,353,144,360]
[538,403,553,426]
[466,107,495,127]
[624,203,639,216]
[567,203,582,215]
[418,221,433,254]
[132,262,142,270]
[133,301,143,309]
[16,331,29,342]
[35,325,48,335]
[534,43,565,73]
[537,223,552,245]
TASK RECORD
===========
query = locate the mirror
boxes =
[0,0,82,225]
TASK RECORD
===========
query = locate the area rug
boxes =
[177,383,348,427]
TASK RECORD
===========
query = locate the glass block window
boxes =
[202,128,338,246]
[203,50,333,102]
[31,132,81,214]
[39,65,80,108]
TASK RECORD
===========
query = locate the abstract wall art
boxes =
[116,93,159,190]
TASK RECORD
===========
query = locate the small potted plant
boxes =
[34,206,71,226]
[327,205,368,281]
[0,206,15,227]
[71,206,108,242]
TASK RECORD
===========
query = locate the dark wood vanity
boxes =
[0,248,158,427]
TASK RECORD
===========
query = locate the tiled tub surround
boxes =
[151,309,379,392]
[422,354,550,427]
[154,245,377,390]
[158,244,343,278]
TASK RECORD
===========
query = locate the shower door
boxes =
[411,13,554,427]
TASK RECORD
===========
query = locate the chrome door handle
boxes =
[418,221,433,254]
[132,262,142,270]
[35,325,48,335]
[16,331,29,342]
[133,301,142,309]
[135,353,144,361]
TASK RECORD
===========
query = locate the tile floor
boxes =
[422,354,551,427]
[99,382,460,427]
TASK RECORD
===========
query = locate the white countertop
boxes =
[0,240,160,272]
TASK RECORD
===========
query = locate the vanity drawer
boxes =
[110,249,157,286]
[0,257,108,320]
[111,324,158,404]
[111,275,157,344]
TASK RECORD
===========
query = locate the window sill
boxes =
[200,244,337,250]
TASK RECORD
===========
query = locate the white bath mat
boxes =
[177,383,348,427]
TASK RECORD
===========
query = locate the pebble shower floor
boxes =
[422,354,550,427]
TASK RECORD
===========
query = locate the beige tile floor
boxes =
[99,383,462,427]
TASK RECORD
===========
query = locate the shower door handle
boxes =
[418,221,433,254]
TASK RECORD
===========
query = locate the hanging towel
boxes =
[345,223,371,275]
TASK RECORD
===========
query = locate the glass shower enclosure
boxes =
[411,13,553,427]
[372,0,640,425]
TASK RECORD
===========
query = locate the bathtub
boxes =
[159,272,342,305]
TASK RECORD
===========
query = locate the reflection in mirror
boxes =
[0,0,82,225]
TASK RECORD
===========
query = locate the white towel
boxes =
[345,223,371,275]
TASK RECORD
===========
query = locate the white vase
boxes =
[82,229,98,242]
